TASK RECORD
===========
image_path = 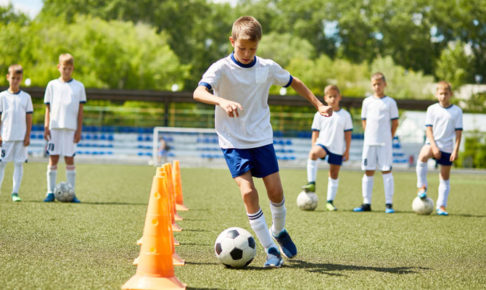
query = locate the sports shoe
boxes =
[11,193,22,202]
[271,229,297,259]
[417,187,427,200]
[436,208,448,216]
[301,182,315,193]
[44,193,55,202]
[71,196,81,203]
[353,203,371,212]
[385,203,395,214]
[264,247,283,268]
[326,201,337,211]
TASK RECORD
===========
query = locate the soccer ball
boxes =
[54,182,75,202]
[296,191,318,211]
[412,196,434,215]
[214,227,256,268]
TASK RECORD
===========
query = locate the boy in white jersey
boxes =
[43,53,86,203]
[0,64,33,202]
[353,72,399,214]
[194,16,332,268]
[416,81,462,216]
[302,85,353,211]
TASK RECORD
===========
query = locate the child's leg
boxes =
[327,164,340,202]
[362,171,374,204]
[437,165,451,209]
[65,156,76,189]
[306,146,326,183]
[262,172,285,235]
[382,170,394,204]
[12,162,23,194]
[47,155,59,193]
[416,145,432,190]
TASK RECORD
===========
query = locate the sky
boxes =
[0,0,43,18]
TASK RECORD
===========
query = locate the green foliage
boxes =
[258,32,315,68]
[0,4,29,25]
[457,131,486,168]
[436,41,474,89]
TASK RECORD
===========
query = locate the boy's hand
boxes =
[318,105,333,117]
[74,130,82,143]
[343,151,349,161]
[44,127,51,141]
[431,146,441,159]
[450,151,458,162]
[0,136,2,146]
[219,99,243,118]
[24,136,30,146]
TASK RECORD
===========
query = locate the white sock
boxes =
[66,165,76,189]
[416,161,428,188]
[0,162,6,191]
[437,179,450,208]
[307,159,318,183]
[47,165,57,193]
[12,162,23,193]
[327,177,339,201]
[248,209,277,250]
[270,198,286,236]
[362,175,373,204]
[382,172,394,204]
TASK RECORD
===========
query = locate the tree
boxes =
[436,41,474,89]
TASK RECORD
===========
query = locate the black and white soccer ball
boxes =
[297,191,318,211]
[54,182,75,202]
[214,227,256,268]
[412,196,434,215]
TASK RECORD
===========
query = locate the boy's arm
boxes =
[24,113,32,146]
[290,77,332,117]
[425,126,441,159]
[450,130,462,162]
[0,114,2,146]
[311,131,319,147]
[361,119,366,131]
[344,131,352,161]
[193,86,243,118]
[391,119,398,138]
[44,105,51,141]
[74,103,83,143]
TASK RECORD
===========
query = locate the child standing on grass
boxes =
[43,53,86,203]
[194,16,332,267]
[302,85,353,211]
[353,72,399,213]
[415,81,462,216]
[0,64,33,202]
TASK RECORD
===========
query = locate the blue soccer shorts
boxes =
[222,144,279,178]
[317,144,343,166]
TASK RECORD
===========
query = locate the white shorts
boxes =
[0,141,27,163]
[361,144,393,171]
[47,129,76,157]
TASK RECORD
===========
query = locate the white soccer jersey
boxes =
[199,53,292,149]
[361,95,399,146]
[312,108,353,155]
[0,90,33,141]
[425,103,463,153]
[44,78,86,130]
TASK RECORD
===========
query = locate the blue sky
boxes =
[0,0,43,18]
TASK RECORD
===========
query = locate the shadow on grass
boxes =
[22,200,147,206]
[185,261,272,272]
[287,259,430,276]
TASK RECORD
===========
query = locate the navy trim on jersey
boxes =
[361,118,367,120]
[199,82,212,90]
[230,52,256,68]
[44,102,50,105]
[284,75,293,88]
[67,79,74,83]
[80,101,86,104]
[312,129,320,132]
[455,128,463,131]
[444,104,453,109]
[26,111,33,114]
[11,90,22,95]
[344,128,353,132]
[425,124,432,127]
[391,117,399,120]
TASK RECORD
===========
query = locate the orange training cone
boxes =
[172,160,189,211]
[157,167,182,232]
[122,176,186,289]
[162,164,184,224]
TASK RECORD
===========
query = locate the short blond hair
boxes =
[371,72,386,83]
[232,16,262,41]
[324,84,340,95]
[437,81,452,92]
[7,64,23,75]
[59,53,74,65]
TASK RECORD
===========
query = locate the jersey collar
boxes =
[231,52,257,68]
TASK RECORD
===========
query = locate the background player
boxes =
[353,72,399,213]
[43,53,86,203]
[302,85,352,211]
[415,81,462,216]
[0,64,33,202]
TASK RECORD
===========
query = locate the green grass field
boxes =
[0,162,485,289]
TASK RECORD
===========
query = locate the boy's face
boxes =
[230,37,258,65]
[324,89,341,108]
[58,63,74,81]
[371,77,386,96]
[436,86,452,105]
[6,72,22,90]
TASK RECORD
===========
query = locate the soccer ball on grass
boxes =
[214,227,256,268]
[54,182,75,202]
[296,191,318,211]
[412,196,434,215]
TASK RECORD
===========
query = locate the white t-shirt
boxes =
[199,53,292,149]
[425,103,463,153]
[44,78,86,130]
[0,90,33,141]
[312,108,353,155]
[361,95,399,146]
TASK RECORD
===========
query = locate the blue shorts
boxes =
[222,144,279,178]
[317,144,343,165]
[434,151,453,166]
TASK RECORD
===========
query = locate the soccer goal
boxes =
[152,127,225,166]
